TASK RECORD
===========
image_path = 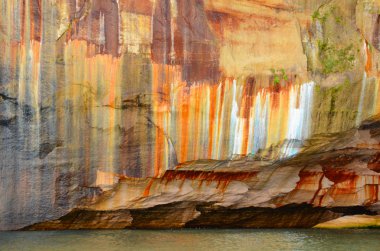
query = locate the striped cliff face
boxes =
[1,0,379,180]
[2,0,380,230]
[152,69,315,163]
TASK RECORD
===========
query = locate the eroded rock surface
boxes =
[1,0,380,230]
[314,214,380,229]
[24,117,380,229]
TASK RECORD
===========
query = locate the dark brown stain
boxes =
[238,77,256,153]
[70,0,120,56]
[23,203,376,230]
[368,152,380,173]
[23,209,133,230]
[241,77,256,118]
[186,204,342,228]
[319,154,362,186]
[118,123,155,178]
[205,10,242,39]
[320,154,355,168]
[151,0,172,64]
[30,0,42,41]
[20,0,42,41]
[175,0,220,83]
[129,202,200,229]
[322,167,357,184]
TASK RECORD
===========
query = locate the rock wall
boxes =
[1,0,380,230]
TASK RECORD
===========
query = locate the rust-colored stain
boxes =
[3,0,380,231]
[143,179,155,197]
[120,0,152,15]
[365,41,372,74]
[162,170,258,182]
[322,167,358,185]
[1,0,319,182]
[317,153,380,206]
[365,184,379,205]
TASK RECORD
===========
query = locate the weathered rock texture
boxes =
[22,116,380,229]
[314,215,380,229]
[1,0,380,230]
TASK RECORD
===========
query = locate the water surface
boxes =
[0,229,379,251]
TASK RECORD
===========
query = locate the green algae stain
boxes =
[312,9,328,23]
[317,40,356,74]
[270,68,288,86]
[312,80,361,134]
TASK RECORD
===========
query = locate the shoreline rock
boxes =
[314,215,380,229]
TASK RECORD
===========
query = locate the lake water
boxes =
[0,229,379,251]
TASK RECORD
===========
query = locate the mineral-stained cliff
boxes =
[21,116,380,229]
[1,0,380,230]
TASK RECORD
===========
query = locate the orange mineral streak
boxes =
[191,86,201,159]
[154,123,164,177]
[320,155,380,206]
[151,62,308,163]
[152,64,177,177]
[180,91,190,161]
[30,0,42,41]
[365,184,379,205]
[278,169,323,206]
[107,60,118,107]
[215,83,226,157]
[143,179,155,197]
[208,85,217,158]
[279,90,289,140]
[365,42,372,74]
[295,171,323,191]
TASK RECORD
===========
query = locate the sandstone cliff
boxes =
[1,0,380,230]
[22,116,380,229]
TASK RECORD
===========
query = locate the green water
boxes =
[0,229,379,251]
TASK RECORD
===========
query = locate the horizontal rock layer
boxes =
[1,0,380,230]
[25,204,374,230]
[23,117,380,229]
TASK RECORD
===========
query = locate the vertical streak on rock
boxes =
[175,0,219,83]
[213,83,225,159]
[68,0,76,19]
[18,0,42,156]
[39,0,58,151]
[311,174,325,205]
[356,72,367,127]
[103,0,120,56]
[30,0,42,41]
[152,0,171,64]
[169,0,177,63]
[373,15,380,50]
[240,77,255,155]
[68,0,120,56]
[153,72,315,163]
[356,42,372,127]
[152,64,176,177]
